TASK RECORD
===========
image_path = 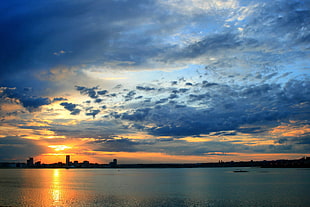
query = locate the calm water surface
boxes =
[0,167,309,207]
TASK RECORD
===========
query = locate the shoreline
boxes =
[1,157,309,169]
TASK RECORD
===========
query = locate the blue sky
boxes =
[0,0,309,164]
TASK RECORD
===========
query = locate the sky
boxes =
[0,0,309,164]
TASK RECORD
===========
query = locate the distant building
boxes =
[113,159,117,165]
[27,157,34,167]
[66,155,70,166]
[82,161,90,167]
[109,159,117,167]
[35,161,41,167]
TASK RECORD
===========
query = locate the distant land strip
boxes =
[1,157,309,169]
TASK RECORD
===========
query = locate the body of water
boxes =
[0,167,309,207]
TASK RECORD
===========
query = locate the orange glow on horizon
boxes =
[35,150,310,165]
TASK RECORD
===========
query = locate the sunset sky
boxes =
[0,0,309,164]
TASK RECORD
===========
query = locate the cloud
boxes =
[60,102,81,115]
[19,97,51,111]
[155,98,169,105]
[75,86,98,99]
[97,90,108,95]
[53,97,67,102]
[92,138,139,152]
[0,0,164,80]
[179,33,246,58]
[0,0,309,161]
[1,0,308,99]
[0,136,45,161]
[86,109,101,118]
[124,90,136,101]
[0,87,51,112]
[121,108,151,122]
[158,0,240,16]
[0,0,308,77]
[136,86,156,91]
[103,77,310,139]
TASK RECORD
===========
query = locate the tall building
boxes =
[27,157,34,167]
[66,155,70,166]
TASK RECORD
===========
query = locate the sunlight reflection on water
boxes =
[0,168,309,207]
[52,169,61,206]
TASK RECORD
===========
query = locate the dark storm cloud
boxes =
[0,136,45,161]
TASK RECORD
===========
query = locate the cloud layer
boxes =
[0,0,309,163]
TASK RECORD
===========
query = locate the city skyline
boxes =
[0,0,309,164]
[1,155,309,169]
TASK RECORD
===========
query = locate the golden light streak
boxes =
[180,136,213,142]
[0,124,52,140]
[1,103,23,111]
[22,120,50,127]
[48,145,72,151]
[45,136,67,139]
[51,169,61,206]
[271,124,310,137]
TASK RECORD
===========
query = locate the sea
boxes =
[0,167,309,207]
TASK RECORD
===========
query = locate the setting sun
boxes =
[48,145,72,151]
